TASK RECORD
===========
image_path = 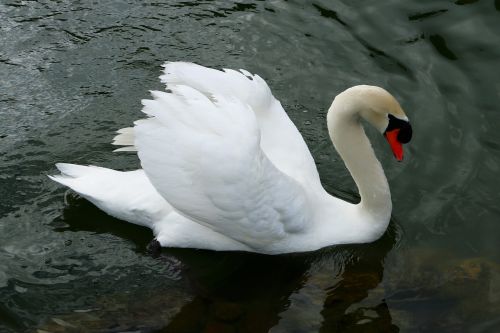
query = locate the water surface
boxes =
[1,0,500,332]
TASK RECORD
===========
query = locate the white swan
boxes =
[50,62,412,254]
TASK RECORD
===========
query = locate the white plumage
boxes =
[50,62,411,254]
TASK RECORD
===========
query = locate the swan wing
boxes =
[160,62,272,113]
[134,85,311,249]
[114,62,322,188]
[159,62,322,188]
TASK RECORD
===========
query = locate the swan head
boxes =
[332,85,412,161]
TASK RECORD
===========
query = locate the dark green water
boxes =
[1,0,500,332]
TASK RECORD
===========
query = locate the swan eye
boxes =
[385,114,412,143]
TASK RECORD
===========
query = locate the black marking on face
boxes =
[385,114,412,143]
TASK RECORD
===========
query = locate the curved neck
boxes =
[326,96,392,222]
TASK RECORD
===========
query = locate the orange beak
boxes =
[384,128,403,161]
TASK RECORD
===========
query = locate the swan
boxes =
[50,62,412,254]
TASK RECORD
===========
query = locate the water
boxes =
[1,0,499,332]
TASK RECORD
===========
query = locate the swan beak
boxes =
[384,129,404,161]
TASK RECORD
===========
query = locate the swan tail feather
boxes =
[50,163,104,180]
[49,164,169,228]
[49,163,117,198]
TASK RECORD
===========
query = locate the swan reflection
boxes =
[43,196,399,332]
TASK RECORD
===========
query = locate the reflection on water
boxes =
[37,196,399,332]
[1,0,500,332]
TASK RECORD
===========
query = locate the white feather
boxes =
[50,62,408,254]
[135,84,311,247]
[112,127,136,151]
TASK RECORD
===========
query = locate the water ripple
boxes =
[1,0,500,331]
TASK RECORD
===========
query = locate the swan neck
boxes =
[327,96,392,221]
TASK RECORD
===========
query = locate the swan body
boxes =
[50,62,412,254]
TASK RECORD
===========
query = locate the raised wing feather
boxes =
[159,62,322,189]
[134,85,311,248]
[160,62,272,112]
